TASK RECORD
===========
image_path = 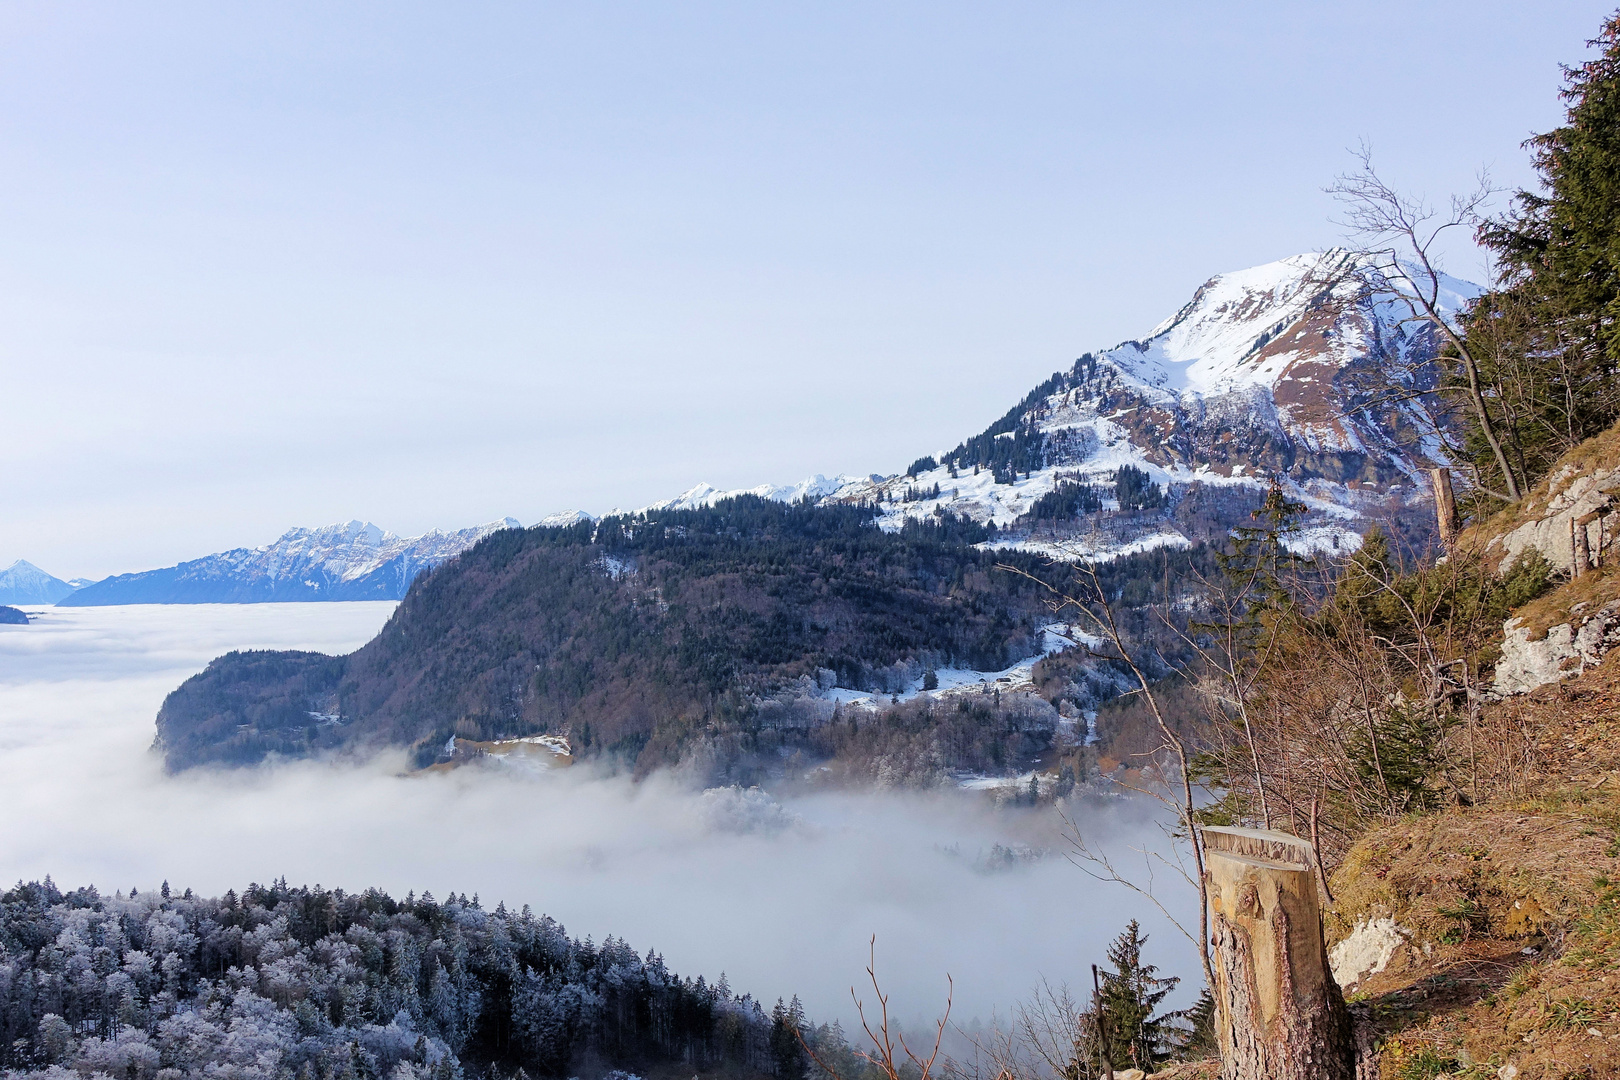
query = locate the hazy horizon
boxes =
[2,2,1613,579]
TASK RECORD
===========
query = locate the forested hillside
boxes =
[153,500,1141,775]
[155,497,1215,782]
[0,877,840,1080]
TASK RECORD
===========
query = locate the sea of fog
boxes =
[0,602,1198,1028]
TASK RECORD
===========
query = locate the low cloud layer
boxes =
[0,603,1198,1027]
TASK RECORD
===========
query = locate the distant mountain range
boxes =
[0,560,85,605]
[55,519,520,606]
[22,249,1466,610]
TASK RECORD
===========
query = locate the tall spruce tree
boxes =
[769,997,808,1080]
[1469,11,1620,488]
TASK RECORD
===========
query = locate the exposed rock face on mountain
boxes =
[653,251,1476,559]
[0,560,81,605]
[60,518,520,605]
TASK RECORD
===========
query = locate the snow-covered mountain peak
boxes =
[328,520,386,546]
[0,559,82,605]
[613,249,1481,562]
[1103,250,1481,400]
[537,510,595,528]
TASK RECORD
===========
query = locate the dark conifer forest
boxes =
[155,499,1051,773]
[153,497,1214,783]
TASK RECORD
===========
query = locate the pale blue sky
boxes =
[2,2,1612,576]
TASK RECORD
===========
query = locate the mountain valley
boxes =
[146,249,1471,784]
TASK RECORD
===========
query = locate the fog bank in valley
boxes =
[0,603,1198,1026]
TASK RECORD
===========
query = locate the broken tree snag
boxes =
[1202,826,1353,1080]
[1431,467,1458,552]
[1576,510,1600,574]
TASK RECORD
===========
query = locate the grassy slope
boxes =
[1326,649,1620,1079]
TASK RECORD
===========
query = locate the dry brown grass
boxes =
[1508,564,1620,641]
[1323,649,1620,1078]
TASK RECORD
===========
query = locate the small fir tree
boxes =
[1081,920,1182,1074]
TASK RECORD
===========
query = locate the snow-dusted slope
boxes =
[616,250,1478,559]
[58,518,520,605]
[631,474,868,514]
[0,560,81,605]
[1101,250,1475,401]
[535,510,595,528]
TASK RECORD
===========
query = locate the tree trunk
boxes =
[1576,511,1600,574]
[1202,826,1353,1080]
[1430,468,1458,553]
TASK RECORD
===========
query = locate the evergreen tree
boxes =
[1113,466,1165,511]
[1210,477,1311,636]
[1173,988,1217,1061]
[1470,11,1620,488]
[769,998,807,1080]
[1082,920,1181,1074]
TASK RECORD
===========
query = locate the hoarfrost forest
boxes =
[0,878,827,1080]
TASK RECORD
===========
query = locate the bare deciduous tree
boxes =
[999,560,1215,998]
[801,938,954,1080]
[1327,144,1520,500]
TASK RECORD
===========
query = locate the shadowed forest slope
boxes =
[156,498,1205,775]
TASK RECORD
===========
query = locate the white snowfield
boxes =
[535,510,594,528]
[1101,250,1476,401]
[612,473,867,517]
[575,250,1470,561]
[821,624,1103,712]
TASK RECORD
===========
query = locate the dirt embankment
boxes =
[1324,649,1620,1079]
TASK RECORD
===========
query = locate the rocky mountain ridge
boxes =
[628,250,1476,560]
[58,518,520,605]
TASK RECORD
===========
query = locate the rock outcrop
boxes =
[1476,424,1620,694]
[1495,596,1620,695]
[1484,446,1620,577]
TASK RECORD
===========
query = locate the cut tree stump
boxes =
[1202,826,1353,1080]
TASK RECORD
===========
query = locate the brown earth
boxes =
[1323,649,1620,1079]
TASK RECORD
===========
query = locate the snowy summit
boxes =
[607,250,1479,561]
